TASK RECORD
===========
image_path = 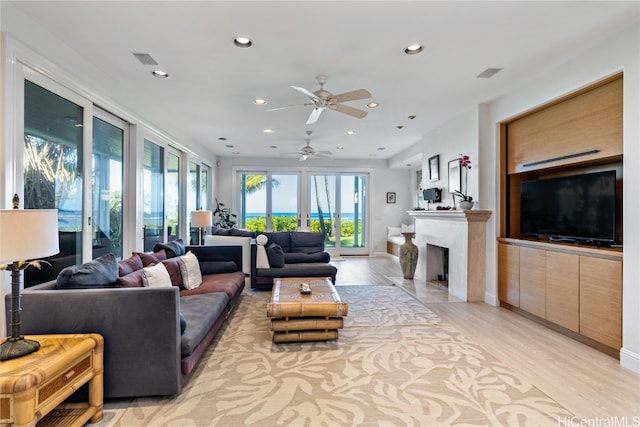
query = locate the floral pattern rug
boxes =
[106,285,573,426]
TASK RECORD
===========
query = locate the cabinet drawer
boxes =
[38,356,92,405]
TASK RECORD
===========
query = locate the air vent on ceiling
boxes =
[132,53,159,66]
[477,68,503,79]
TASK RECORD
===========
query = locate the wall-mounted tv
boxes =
[520,170,617,244]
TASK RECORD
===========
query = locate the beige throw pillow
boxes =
[142,262,172,287]
[179,251,203,290]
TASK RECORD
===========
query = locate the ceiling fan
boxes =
[284,131,332,161]
[269,75,372,125]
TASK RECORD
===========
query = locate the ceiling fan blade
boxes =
[331,89,372,104]
[299,154,308,161]
[332,103,368,119]
[266,103,309,111]
[306,108,323,124]
[291,86,320,101]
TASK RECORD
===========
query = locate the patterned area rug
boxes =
[108,285,573,426]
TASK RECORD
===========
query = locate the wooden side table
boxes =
[0,333,104,427]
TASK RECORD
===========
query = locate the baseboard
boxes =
[484,291,499,307]
[620,347,640,373]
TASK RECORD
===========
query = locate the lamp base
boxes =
[0,336,40,361]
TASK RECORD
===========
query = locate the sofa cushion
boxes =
[142,262,172,287]
[256,263,337,279]
[290,232,326,253]
[118,253,143,276]
[265,232,291,252]
[210,226,231,235]
[179,271,246,300]
[227,228,256,238]
[56,253,118,289]
[161,257,184,288]
[179,251,203,290]
[179,292,229,356]
[199,260,237,275]
[153,239,186,258]
[284,251,331,264]
[203,235,252,275]
[115,269,145,288]
[266,243,285,268]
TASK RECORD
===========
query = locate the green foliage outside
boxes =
[244,216,362,239]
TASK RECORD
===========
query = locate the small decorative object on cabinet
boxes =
[399,232,418,279]
[0,333,104,426]
[459,200,474,210]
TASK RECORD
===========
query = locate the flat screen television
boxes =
[520,170,616,244]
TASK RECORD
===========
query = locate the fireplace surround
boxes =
[408,210,492,301]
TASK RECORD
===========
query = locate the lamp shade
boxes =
[0,209,59,264]
[191,210,212,228]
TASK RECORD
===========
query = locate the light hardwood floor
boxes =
[334,255,640,422]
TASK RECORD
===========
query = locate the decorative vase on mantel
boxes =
[459,200,474,210]
[399,232,418,279]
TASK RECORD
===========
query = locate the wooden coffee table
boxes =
[267,277,348,343]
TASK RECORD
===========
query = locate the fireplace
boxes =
[408,210,491,301]
[426,244,449,283]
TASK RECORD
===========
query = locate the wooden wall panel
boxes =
[519,247,546,318]
[507,76,622,174]
[498,243,520,306]
[546,251,579,332]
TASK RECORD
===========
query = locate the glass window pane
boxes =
[92,117,123,259]
[143,139,164,251]
[188,161,199,244]
[239,173,267,232]
[310,175,336,248]
[341,175,366,248]
[166,152,180,242]
[201,167,208,210]
[23,80,83,286]
[271,174,298,232]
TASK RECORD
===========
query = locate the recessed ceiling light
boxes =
[152,70,169,78]
[270,145,278,149]
[225,144,234,148]
[477,68,503,79]
[254,98,267,105]
[232,151,240,155]
[406,164,412,167]
[366,102,379,109]
[404,44,423,55]
[396,125,404,129]
[368,154,377,157]
[218,137,227,141]
[336,146,344,150]
[233,36,252,48]
[408,115,416,120]
[346,130,356,136]
[377,147,386,151]
[263,129,274,133]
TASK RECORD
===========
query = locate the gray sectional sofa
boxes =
[7,243,245,398]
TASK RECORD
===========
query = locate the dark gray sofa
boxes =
[249,231,337,290]
[7,244,245,398]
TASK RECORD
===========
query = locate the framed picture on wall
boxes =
[448,159,461,193]
[386,192,396,204]
[428,155,439,181]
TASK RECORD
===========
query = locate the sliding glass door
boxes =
[143,140,164,251]
[238,172,299,232]
[309,173,368,255]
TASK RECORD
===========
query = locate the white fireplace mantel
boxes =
[407,210,492,301]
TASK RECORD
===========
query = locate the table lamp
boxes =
[0,194,59,360]
[191,210,212,245]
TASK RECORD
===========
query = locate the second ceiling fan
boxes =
[269,75,372,125]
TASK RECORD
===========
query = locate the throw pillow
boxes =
[161,257,184,288]
[136,250,168,266]
[142,262,172,287]
[153,239,186,258]
[118,253,143,276]
[179,313,187,334]
[401,223,414,233]
[179,251,203,290]
[266,243,285,268]
[387,226,402,237]
[115,269,145,288]
[256,245,270,269]
[56,253,118,289]
[256,234,268,246]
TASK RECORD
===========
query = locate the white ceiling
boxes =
[9,1,639,164]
